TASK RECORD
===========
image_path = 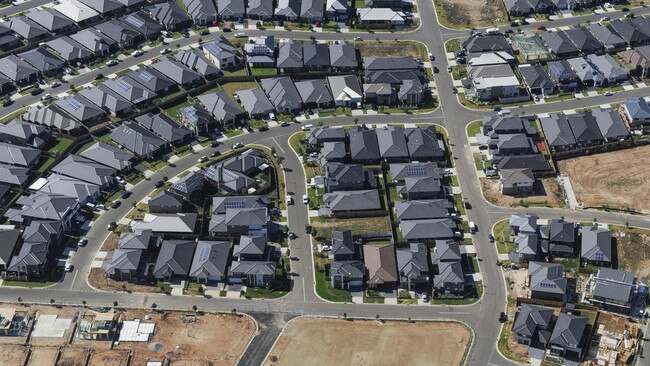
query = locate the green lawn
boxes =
[245,286,287,299]
[35,157,56,174]
[466,120,483,137]
[103,187,124,204]
[451,65,467,80]
[307,186,324,209]
[315,270,351,302]
[445,38,461,54]
[221,81,259,97]
[473,153,485,171]
[223,128,244,138]
[3,279,56,288]
[222,67,248,77]
[47,136,74,155]
[449,175,459,187]
[494,219,515,254]
[115,68,132,77]
[183,282,204,296]
[289,131,306,155]
[454,194,466,215]
[163,98,192,120]
[143,158,168,172]
[250,67,277,77]
[498,320,530,363]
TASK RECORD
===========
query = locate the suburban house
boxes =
[105,229,160,281]
[189,241,230,284]
[394,199,453,221]
[330,230,355,261]
[93,20,143,49]
[539,218,576,256]
[237,87,275,119]
[7,17,50,43]
[0,143,40,168]
[585,268,644,315]
[433,258,464,295]
[299,0,324,22]
[247,0,274,19]
[397,79,425,106]
[103,77,157,107]
[469,64,523,101]
[539,114,577,152]
[330,260,365,290]
[516,232,540,263]
[119,11,163,39]
[0,55,40,86]
[518,64,555,96]
[198,91,246,127]
[148,191,185,213]
[566,57,605,87]
[0,229,23,272]
[228,261,276,287]
[26,8,76,33]
[363,56,422,86]
[565,27,604,55]
[303,43,330,71]
[499,168,535,195]
[400,218,456,242]
[5,192,79,231]
[586,54,628,85]
[609,19,649,47]
[512,304,555,347]
[376,127,410,162]
[580,226,611,266]
[462,34,513,55]
[591,108,629,142]
[356,8,405,28]
[170,171,205,203]
[326,0,348,21]
[135,112,193,145]
[22,105,83,134]
[78,85,135,117]
[260,77,303,114]
[183,0,218,25]
[0,119,50,149]
[503,0,554,17]
[566,111,603,147]
[588,23,627,52]
[175,50,222,79]
[209,207,269,238]
[217,0,246,19]
[38,173,100,205]
[618,45,650,79]
[548,313,589,360]
[324,163,377,193]
[348,127,380,164]
[396,243,429,290]
[364,83,394,106]
[44,36,93,65]
[18,47,66,77]
[294,79,334,109]
[204,149,269,194]
[202,37,243,70]
[149,56,204,89]
[327,75,363,107]
[321,190,381,215]
[6,220,60,279]
[528,261,567,302]
[329,43,357,71]
[244,36,275,68]
[620,97,650,132]
[405,126,446,161]
[70,28,117,57]
[111,120,167,158]
[363,243,398,289]
[276,41,303,73]
[130,213,198,234]
[79,141,134,171]
[52,154,116,188]
[541,31,580,58]
[308,126,346,147]
[153,240,196,281]
[233,235,272,261]
[146,1,193,30]
[319,141,346,165]
[547,60,579,91]
[483,116,536,139]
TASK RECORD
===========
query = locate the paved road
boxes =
[0,0,50,17]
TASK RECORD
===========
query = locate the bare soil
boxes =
[356,41,423,59]
[115,310,255,366]
[481,177,563,208]
[265,318,471,366]
[439,0,507,28]
[311,215,392,240]
[557,146,650,214]
[28,346,58,366]
[89,349,129,366]
[58,347,89,366]
[0,345,27,366]
[505,268,529,301]
[612,226,650,283]
[87,268,161,293]
[99,233,120,252]
[506,329,530,361]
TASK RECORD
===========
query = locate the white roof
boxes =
[474,75,520,89]
[28,177,48,190]
[52,0,99,22]
[118,319,155,342]
[356,8,404,21]
[468,52,515,67]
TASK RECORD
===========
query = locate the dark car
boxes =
[120,191,131,199]
[499,312,507,323]
[493,106,501,112]
[200,29,210,35]
[154,180,165,188]
[258,126,269,132]
[464,201,472,209]
[94,73,104,80]
[107,221,117,230]
[2,99,13,107]
[488,234,495,243]
[433,66,439,73]
[111,200,121,209]
[222,27,231,32]
[31,88,43,96]
[287,231,297,239]
[210,151,220,157]
[211,141,219,148]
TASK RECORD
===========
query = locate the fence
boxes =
[551,137,650,161]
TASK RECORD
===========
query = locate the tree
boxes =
[192,305,198,313]
[50,299,55,305]
[82,300,87,307]
[270,146,276,155]
[113,301,118,308]
[353,118,359,125]
[151,303,157,310]
[231,308,237,315]
[69,84,75,91]
[122,284,127,292]
[626,221,630,229]
[17,297,22,304]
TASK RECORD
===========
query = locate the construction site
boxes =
[586,312,641,366]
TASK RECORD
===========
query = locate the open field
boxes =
[558,146,650,214]
[310,215,392,239]
[435,0,507,29]
[0,345,27,366]
[356,41,425,60]
[58,347,89,366]
[265,318,470,366]
[480,178,564,208]
[611,225,650,283]
[28,347,58,366]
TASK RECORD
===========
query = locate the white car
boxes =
[428,52,434,61]
[301,124,313,131]
[302,194,309,204]
[41,93,52,101]
[106,59,118,67]
[269,112,276,120]
[131,50,144,57]
[160,48,171,54]
[286,195,294,205]
[65,263,73,272]
[235,32,246,38]
[604,91,613,96]
[198,156,207,163]
[232,142,244,149]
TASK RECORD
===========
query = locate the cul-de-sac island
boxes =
[0,0,648,364]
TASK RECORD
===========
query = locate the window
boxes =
[595,252,604,262]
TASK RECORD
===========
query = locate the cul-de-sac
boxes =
[0,0,648,364]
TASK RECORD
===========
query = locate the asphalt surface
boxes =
[2,1,650,365]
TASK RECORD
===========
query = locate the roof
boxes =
[23,105,82,132]
[0,163,30,186]
[363,244,398,284]
[135,112,192,143]
[309,126,346,145]
[153,240,195,277]
[45,36,93,62]
[581,226,611,262]
[0,119,48,148]
[7,16,49,41]
[610,19,650,45]
[184,0,218,22]
[130,213,197,233]
[229,260,276,276]
[327,75,362,102]
[21,220,60,244]
[513,304,554,338]
[332,230,354,257]
[18,46,65,74]
[275,0,300,17]
[549,313,588,348]
[198,90,245,122]
[0,228,21,266]
[6,192,77,223]
[322,190,381,212]
[225,207,267,227]
[234,235,266,256]
[400,218,456,240]
[567,111,602,143]
[79,141,134,170]
[496,154,550,172]
[519,63,555,91]
[203,36,242,60]
[467,51,515,67]
[171,171,204,195]
[593,268,635,303]
[376,127,409,159]
[54,95,105,123]
[396,243,428,279]
[149,56,203,86]
[105,248,142,275]
[294,79,333,106]
[541,31,579,56]
[39,173,100,202]
[587,53,628,81]
[26,8,75,32]
[247,0,274,17]
[78,0,124,13]
[389,162,442,181]
[0,55,39,83]
[433,260,464,287]
[111,120,166,156]
[277,41,303,69]
[348,128,380,161]
[592,108,629,139]
[93,19,143,46]
[462,34,513,54]
[516,232,538,255]
[329,43,356,68]
[398,79,424,99]
[540,114,576,148]
[125,67,175,94]
[52,154,116,186]
[52,0,100,23]
[175,49,221,78]
[146,1,192,29]
[78,85,134,115]
[260,77,302,111]
[119,11,164,38]
[300,0,323,19]
[237,87,274,116]
[470,64,520,89]
[189,241,230,279]
[357,8,404,22]
[69,28,116,54]
[149,190,184,209]
[547,60,578,82]
[565,27,603,54]
[509,213,538,233]
[118,229,160,250]
[363,56,419,71]
[500,168,535,185]
[528,261,567,295]
[303,43,329,69]
[588,23,626,48]
[395,199,452,221]
[330,260,365,278]
[483,115,536,136]
[405,126,445,159]
[0,142,40,167]
[624,97,650,122]
[217,0,245,17]
[211,195,269,214]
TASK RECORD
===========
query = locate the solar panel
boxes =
[125,15,145,28]
[204,43,223,56]
[224,200,245,209]
[116,80,132,92]
[199,246,210,261]
[68,100,82,111]
[405,166,426,176]
[138,70,154,82]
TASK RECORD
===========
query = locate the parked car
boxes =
[287,231,297,239]
[210,151,220,157]
[428,52,434,61]
[232,142,244,149]
[464,200,472,209]
[77,237,88,247]
[65,263,73,272]
[106,59,118,67]
[111,200,121,209]
[353,36,362,41]
[160,48,171,54]
[235,32,246,38]
[222,27,231,32]
[280,121,291,127]
[120,191,131,199]
[115,176,126,185]
[200,29,210,35]
[301,124,313,131]
[50,81,61,88]
[433,66,439,73]
[131,50,143,57]
[488,234,495,243]
[107,222,117,230]
[604,91,613,96]
[302,194,309,204]
[211,141,219,148]
[447,66,452,73]
[94,74,105,81]
[41,93,52,101]
[499,312,507,322]
[154,180,165,188]
[258,126,269,132]
[286,195,294,205]
[198,156,207,163]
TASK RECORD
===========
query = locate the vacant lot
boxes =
[558,146,650,214]
[117,310,255,366]
[265,318,470,366]
[356,41,424,59]
[437,0,506,28]
[481,178,564,208]
[88,268,162,293]
[58,347,89,366]
[0,345,27,366]
[310,215,392,240]
[28,347,58,366]
[612,226,650,283]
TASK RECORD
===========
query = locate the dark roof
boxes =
[363,56,419,71]
[149,56,204,86]
[549,313,588,349]
[496,154,550,172]
[124,67,175,94]
[564,27,603,54]
[376,126,409,159]
[149,190,184,209]
[529,261,567,295]
[45,36,93,62]
[566,111,603,143]
[119,11,164,38]
[153,240,196,277]
[581,226,611,262]
[175,49,221,78]
[189,240,230,279]
[593,268,635,303]
[348,128,380,161]
[110,120,166,157]
[519,64,555,91]
[54,95,105,123]
[197,90,245,123]
[462,34,513,55]
[513,304,554,338]
[7,16,49,41]
[395,199,452,221]
[396,242,429,279]
[541,31,579,56]
[405,126,445,159]
[79,141,134,170]
[146,1,192,29]
[332,230,354,257]
[135,112,192,144]
[26,8,75,32]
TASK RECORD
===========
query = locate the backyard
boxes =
[310,216,392,240]
[356,40,427,60]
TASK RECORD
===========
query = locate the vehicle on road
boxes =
[422,293,429,302]
[222,27,231,32]
[286,195,294,205]
[160,48,171,54]
[77,237,88,247]
[258,126,269,132]
[50,81,61,88]
[31,88,43,96]
[469,221,477,233]
[488,234,495,243]
[41,93,52,101]
[106,59,118,67]
[302,194,309,204]
[464,200,472,209]
[107,222,117,230]
[120,191,131,199]
[353,36,362,41]
[235,32,246,37]
[131,50,143,57]
[198,156,207,163]
[301,124,313,131]
[452,87,458,94]
[65,263,74,272]
[604,91,613,96]
[211,141,219,147]
[447,66,452,73]
[600,16,610,22]
[232,142,244,149]
[211,151,220,157]
[154,180,165,188]
[200,29,210,35]
[428,52,434,61]
[94,73,104,80]
[287,231,297,239]
[499,312,507,322]
[433,66,439,73]
[280,121,291,127]
[111,200,121,209]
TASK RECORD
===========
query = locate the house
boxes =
[462,34,514,56]
[260,77,302,114]
[93,20,144,49]
[308,126,346,147]
[52,0,100,25]
[204,149,268,194]
[183,0,218,25]
[469,64,523,101]
[398,176,444,200]
[233,235,269,261]
[321,190,381,214]
[125,68,176,97]
[170,171,204,203]
[6,221,60,279]
[228,261,276,287]
[146,1,193,30]
[564,27,603,55]
[295,79,333,109]
[516,232,540,262]
[618,45,650,79]
[276,41,303,73]
[103,77,158,108]
[69,28,117,57]
[519,64,555,96]
[405,126,445,161]
[566,57,605,87]
[175,50,221,79]
[302,43,329,71]
[5,193,78,230]
[148,191,184,214]
[0,55,39,86]
[496,154,551,172]
[586,268,638,314]
[512,304,554,347]
[389,162,442,183]
[363,243,398,289]
[547,60,579,91]
[0,119,49,148]
[135,112,193,145]
[540,114,577,151]
[431,240,461,265]
[363,56,422,85]
[0,24,21,51]
[80,141,134,171]
[209,208,269,238]
[22,105,83,134]
[211,195,270,215]
[591,108,629,142]
[7,17,50,43]
[509,213,538,235]
[247,0,274,19]
[0,142,40,167]
[0,164,30,187]
[489,133,538,157]
[396,243,429,290]
[620,97,650,132]
[244,36,275,68]
[400,218,456,242]
[119,11,164,39]
[539,218,576,256]
[548,313,589,359]
[483,115,536,137]
[217,0,246,19]
[38,174,99,207]
[433,260,464,295]
[398,79,424,106]
[326,0,348,21]
[541,31,580,58]
[319,141,346,165]
[202,37,243,70]
[329,43,357,71]
[503,0,555,17]
[588,23,627,52]
[189,241,230,284]
[26,8,76,33]
[105,248,143,281]
[54,95,106,125]
[394,199,453,221]
[179,104,213,134]
[377,127,409,162]
[0,229,22,272]
[609,19,650,47]
[44,36,92,65]
[364,83,394,106]
[330,260,364,289]
[324,163,377,193]
[300,0,324,22]
[79,85,134,117]
[149,56,204,89]
[348,128,380,164]
[330,230,354,261]
[275,0,301,21]
[111,120,167,158]
[131,213,197,234]
[528,261,567,302]
[237,87,275,119]
[467,52,516,67]
[327,75,362,107]
[581,226,611,266]
[499,168,535,195]
[52,154,116,188]
[198,91,245,127]
[153,240,195,280]
[586,54,628,85]
[78,0,125,15]
[356,8,405,28]
[566,111,603,147]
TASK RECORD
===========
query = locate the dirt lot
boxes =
[356,41,424,59]
[558,146,650,214]
[87,268,161,293]
[58,347,89,366]
[100,232,120,252]
[311,215,392,240]
[265,318,470,366]
[505,268,529,301]
[438,0,506,28]
[115,310,255,366]
[28,346,58,366]
[0,345,27,366]
[612,226,650,283]
[481,178,564,208]
[89,349,129,366]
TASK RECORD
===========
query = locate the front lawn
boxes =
[466,120,483,137]
[245,286,287,299]
[445,38,461,53]
[250,67,277,77]
[289,131,306,155]
[223,128,244,138]
[315,270,351,302]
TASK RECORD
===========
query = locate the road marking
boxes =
[272,137,286,153]
[439,312,470,315]
[69,271,78,290]
[411,116,445,120]
[302,277,306,302]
